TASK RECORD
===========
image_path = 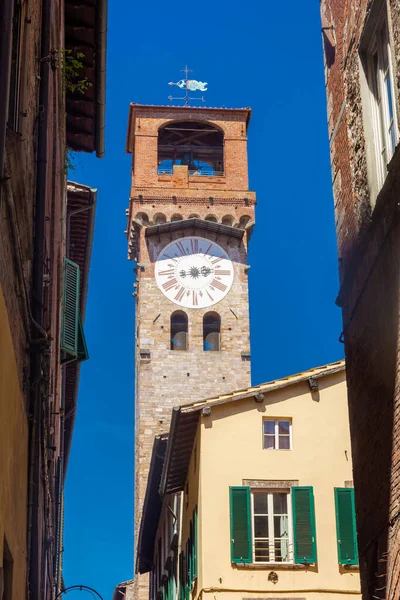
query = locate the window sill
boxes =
[341,564,359,571]
[232,562,313,570]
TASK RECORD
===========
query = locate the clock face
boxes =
[155,236,234,309]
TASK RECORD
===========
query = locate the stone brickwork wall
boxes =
[321,1,400,598]
[127,106,255,600]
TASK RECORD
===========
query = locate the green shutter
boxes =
[192,507,198,579]
[61,258,80,357]
[178,552,184,600]
[335,488,358,565]
[77,314,89,362]
[229,487,252,564]
[292,486,317,564]
[186,537,192,587]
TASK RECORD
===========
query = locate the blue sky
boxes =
[63,1,343,599]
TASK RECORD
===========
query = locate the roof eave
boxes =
[95,0,107,158]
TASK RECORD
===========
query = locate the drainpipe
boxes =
[27,0,53,597]
[0,0,14,183]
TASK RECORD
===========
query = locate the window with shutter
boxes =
[335,488,358,565]
[185,539,191,599]
[61,258,89,364]
[229,487,252,563]
[192,507,198,579]
[292,486,317,564]
[178,552,184,600]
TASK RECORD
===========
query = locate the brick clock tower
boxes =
[125,103,255,599]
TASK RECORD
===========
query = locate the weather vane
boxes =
[168,66,208,106]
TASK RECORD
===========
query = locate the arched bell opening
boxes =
[158,121,224,176]
[203,312,221,352]
[171,311,188,351]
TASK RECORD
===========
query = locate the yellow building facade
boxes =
[136,360,361,600]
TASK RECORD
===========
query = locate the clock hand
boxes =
[179,266,212,278]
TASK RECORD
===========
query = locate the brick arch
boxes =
[153,212,167,225]
[171,213,184,222]
[158,120,224,176]
[134,212,149,225]
[221,214,235,226]
[238,215,253,229]
[204,214,218,223]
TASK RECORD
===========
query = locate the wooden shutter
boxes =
[185,539,191,599]
[192,507,198,579]
[292,486,317,564]
[178,552,184,600]
[77,314,89,362]
[61,258,80,357]
[335,488,358,565]
[229,487,252,563]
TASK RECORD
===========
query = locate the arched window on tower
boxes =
[203,312,221,351]
[158,121,224,176]
[171,311,188,351]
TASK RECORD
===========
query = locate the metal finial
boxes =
[168,66,208,106]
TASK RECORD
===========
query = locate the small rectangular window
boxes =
[263,419,292,450]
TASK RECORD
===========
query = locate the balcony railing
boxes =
[158,166,224,177]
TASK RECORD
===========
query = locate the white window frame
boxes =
[262,418,292,450]
[365,5,398,190]
[251,489,294,564]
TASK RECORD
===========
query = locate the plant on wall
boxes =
[60,49,92,175]
[61,49,92,95]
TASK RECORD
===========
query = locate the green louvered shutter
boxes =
[185,539,191,599]
[292,486,317,564]
[193,507,198,579]
[335,488,358,565]
[61,258,80,357]
[178,552,184,600]
[229,487,252,563]
[77,314,89,362]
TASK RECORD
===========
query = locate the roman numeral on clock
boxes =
[211,279,227,292]
[175,241,188,256]
[203,243,213,256]
[211,256,224,265]
[190,239,199,254]
[192,290,198,306]
[175,286,186,302]
[158,268,175,276]
[214,270,231,276]
[162,253,178,263]
[162,278,178,291]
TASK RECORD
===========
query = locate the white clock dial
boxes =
[155,236,234,308]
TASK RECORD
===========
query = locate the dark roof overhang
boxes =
[159,407,200,497]
[63,182,97,475]
[136,435,168,575]
[144,218,245,241]
[65,0,107,157]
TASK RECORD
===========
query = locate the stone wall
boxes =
[128,106,255,600]
[321,0,400,597]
